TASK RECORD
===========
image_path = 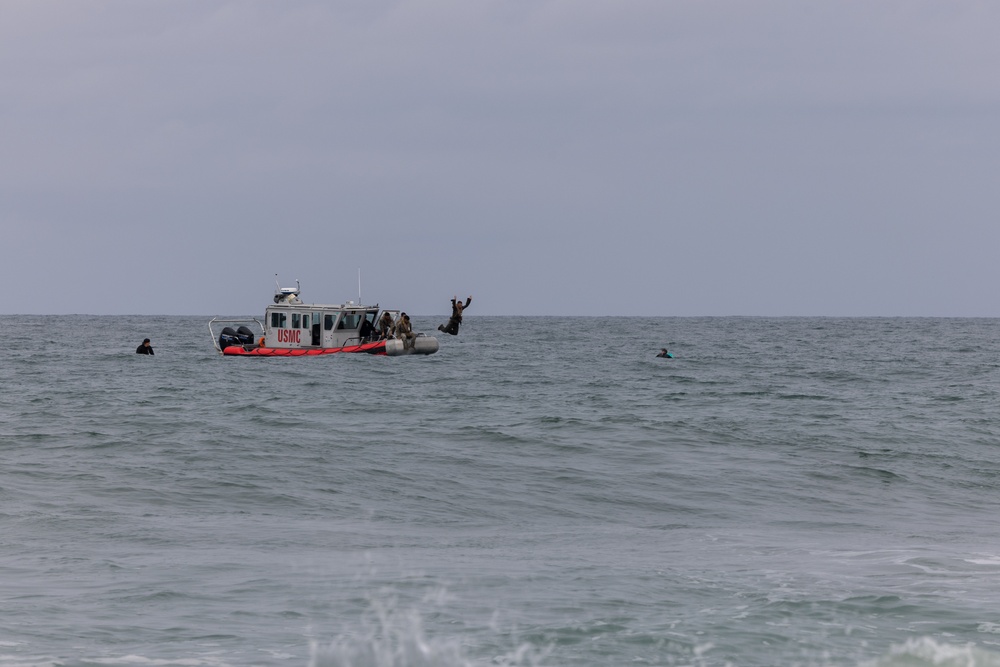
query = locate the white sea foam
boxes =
[861,637,1000,667]
[307,595,547,667]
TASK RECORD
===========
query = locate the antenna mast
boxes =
[358,268,362,305]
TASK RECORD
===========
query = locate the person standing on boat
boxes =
[377,312,394,340]
[438,295,472,336]
[359,315,375,342]
[136,339,154,355]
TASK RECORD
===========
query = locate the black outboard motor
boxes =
[218,327,242,350]
[235,326,257,345]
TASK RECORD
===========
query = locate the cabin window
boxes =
[271,312,287,328]
[292,313,300,328]
[337,312,361,330]
[324,314,336,330]
[302,313,310,328]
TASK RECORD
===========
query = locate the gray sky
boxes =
[3,1,998,316]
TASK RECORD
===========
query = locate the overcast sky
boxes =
[2,1,998,316]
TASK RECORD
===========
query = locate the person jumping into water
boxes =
[438,295,471,336]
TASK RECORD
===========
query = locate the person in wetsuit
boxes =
[136,338,154,355]
[656,348,672,358]
[359,314,375,342]
[437,295,472,336]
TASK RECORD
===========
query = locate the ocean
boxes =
[2,315,1000,667]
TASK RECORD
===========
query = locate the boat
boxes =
[209,280,439,357]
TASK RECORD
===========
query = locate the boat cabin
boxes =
[264,289,382,349]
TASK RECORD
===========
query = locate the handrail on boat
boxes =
[209,317,265,353]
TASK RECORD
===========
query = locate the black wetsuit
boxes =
[359,318,375,341]
[136,344,154,355]
[438,297,471,336]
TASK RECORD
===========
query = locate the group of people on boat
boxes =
[366,295,471,345]
[374,311,414,343]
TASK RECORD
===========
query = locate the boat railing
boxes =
[209,317,265,353]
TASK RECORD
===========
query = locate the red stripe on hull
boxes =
[223,341,387,356]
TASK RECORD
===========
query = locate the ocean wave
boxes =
[861,637,1000,667]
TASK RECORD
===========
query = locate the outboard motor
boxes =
[235,326,256,345]
[218,326,242,350]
